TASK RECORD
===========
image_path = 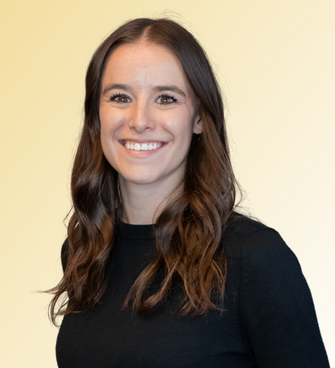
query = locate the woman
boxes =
[50,18,329,367]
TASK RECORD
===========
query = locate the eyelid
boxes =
[157,93,177,105]
[108,92,177,105]
[109,93,131,103]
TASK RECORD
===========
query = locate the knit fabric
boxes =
[56,215,329,367]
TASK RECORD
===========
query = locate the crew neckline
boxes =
[118,221,156,240]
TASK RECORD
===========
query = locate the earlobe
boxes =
[193,117,202,135]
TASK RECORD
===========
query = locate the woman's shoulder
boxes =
[224,211,279,239]
[223,212,299,268]
[224,214,329,366]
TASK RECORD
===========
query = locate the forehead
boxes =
[101,42,192,93]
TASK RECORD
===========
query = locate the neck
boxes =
[118,175,182,225]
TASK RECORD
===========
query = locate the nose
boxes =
[128,98,155,133]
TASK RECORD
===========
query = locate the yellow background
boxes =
[1,0,334,366]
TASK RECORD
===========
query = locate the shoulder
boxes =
[223,212,281,241]
[222,212,304,299]
[223,214,330,366]
[222,212,298,267]
[223,213,313,333]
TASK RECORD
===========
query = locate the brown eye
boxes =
[110,94,131,103]
[157,94,177,105]
[119,96,128,103]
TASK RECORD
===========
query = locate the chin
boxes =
[117,163,185,189]
[119,171,162,186]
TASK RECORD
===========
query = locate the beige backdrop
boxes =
[1,0,334,366]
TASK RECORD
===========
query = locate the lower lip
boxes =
[120,142,167,157]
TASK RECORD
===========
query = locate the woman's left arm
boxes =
[240,228,330,368]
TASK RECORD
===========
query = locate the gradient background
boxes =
[1,0,334,366]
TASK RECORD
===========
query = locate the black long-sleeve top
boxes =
[56,216,329,367]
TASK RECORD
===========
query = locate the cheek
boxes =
[165,108,193,129]
[99,116,118,166]
[99,107,125,142]
[100,119,112,151]
[100,131,114,167]
[100,127,110,154]
[167,110,196,143]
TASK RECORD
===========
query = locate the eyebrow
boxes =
[101,83,130,95]
[101,83,187,97]
[153,85,186,97]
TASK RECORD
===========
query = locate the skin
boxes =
[99,41,202,224]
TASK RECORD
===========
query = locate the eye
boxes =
[157,94,177,105]
[110,93,131,104]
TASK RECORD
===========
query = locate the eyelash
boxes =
[109,93,130,104]
[109,93,177,105]
[157,94,177,105]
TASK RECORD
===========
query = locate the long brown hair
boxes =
[48,18,239,325]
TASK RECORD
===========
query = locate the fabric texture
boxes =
[56,215,329,368]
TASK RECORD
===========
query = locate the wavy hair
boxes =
[48,18,239,325]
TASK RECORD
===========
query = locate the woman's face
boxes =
[99,42,201,190]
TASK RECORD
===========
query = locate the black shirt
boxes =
[56,216,329,367]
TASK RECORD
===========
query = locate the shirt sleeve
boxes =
[240,229,330,367]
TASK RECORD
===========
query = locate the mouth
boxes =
[120,140,166,151]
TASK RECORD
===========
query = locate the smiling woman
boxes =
[48,18,330,368]
[99,43,201,222]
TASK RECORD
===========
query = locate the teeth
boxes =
[125,142,162,151]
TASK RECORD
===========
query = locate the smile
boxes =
[123,141,164,151]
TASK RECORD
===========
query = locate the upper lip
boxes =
[119,139,167,144]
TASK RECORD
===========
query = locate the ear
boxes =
[193,115,202,134]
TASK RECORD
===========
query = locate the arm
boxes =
[240,229,329,367]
